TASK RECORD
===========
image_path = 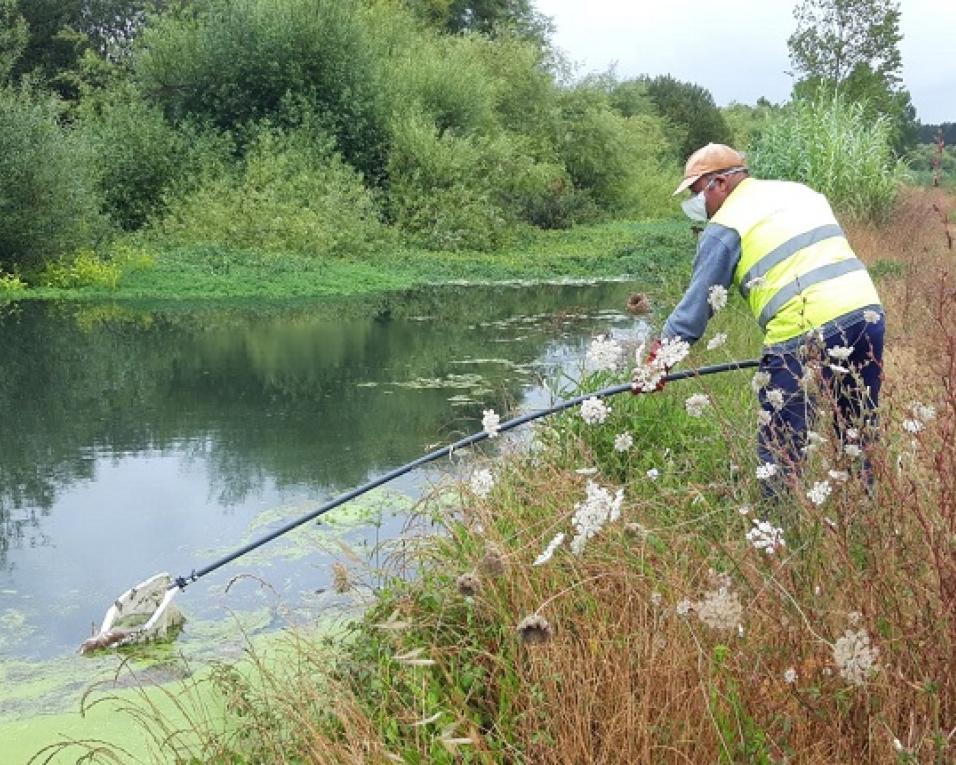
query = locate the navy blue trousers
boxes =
[757,314,886,478]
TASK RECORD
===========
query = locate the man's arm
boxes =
[662,224,741,344]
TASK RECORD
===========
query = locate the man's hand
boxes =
[632,338,667,395]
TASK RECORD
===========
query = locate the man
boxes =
[659,143,885,480]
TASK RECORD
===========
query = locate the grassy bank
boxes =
[33,186,955,764]
[1,220,692,303]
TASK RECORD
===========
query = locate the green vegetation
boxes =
[0,87,107,273]
[788,0,917,153]
[747,93,902,221]
[1,0,732,291]
[6,221,691,301]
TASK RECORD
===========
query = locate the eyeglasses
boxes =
[689,167,747,195]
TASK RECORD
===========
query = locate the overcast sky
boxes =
[534,0,955,125]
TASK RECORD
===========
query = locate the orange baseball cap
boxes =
[673,143,747,195]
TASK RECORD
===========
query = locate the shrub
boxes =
[37,249,123,289]
[0,87,107,273]
[555,87,679,219]
[78,87,191,230]
[386,111,519,250]
[159,123,386,258]
[0,271,27,292]
[134,0,388,180]
[747,92,902,221]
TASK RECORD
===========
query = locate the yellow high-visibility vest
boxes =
[711,178,881,345]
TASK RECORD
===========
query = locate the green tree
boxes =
[0,0,27,81]
[642,74,733,160]
[0,87,106,272]
[135,0,388,180]
[404,0,551,42]
[787,0,916,151]
[9,1,166,100]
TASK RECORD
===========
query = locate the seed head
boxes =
[517,613,553,645]
[456,573,481,598]
[480,544,505,577]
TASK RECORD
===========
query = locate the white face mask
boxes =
[681,191,708,222]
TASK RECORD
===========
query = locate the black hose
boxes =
[172,357,760,591]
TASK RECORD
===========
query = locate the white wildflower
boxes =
[828,363,850,374]
[827,345,853,361]
[783,667,798,684]
[684,393,711,418]
[533,532,565,566]
[910,402,936,423]
[893,738,904,753]
[631,363,665,394]
[675,599,692,617]
[631,337,690,392]
[744,275,766,290]
[751,370,771,393]
[799,367,816,389]
[481,409,501,438]
[755,462,777,480]
[470,468,494,498]
[828,469,849,483]
[569,481,624,556]
[862,309,881,324]
[846,427,860,440]
[656,336,691,368]
[844,443,862,459]
[766,388,785,411]
[708,284,728,312]
[832,628,879,685]
[737,504,751,516]
[586,335,623,373]
[646,468,659,480]
[902,418,923,434]
[613,433,634,452]
[847,610,862,627]
[806,481,832,506]
[695,586,743,631]
[757,409,772,426]
[706,332,727,350]
[574,466,598,476]
[580,396,610,425]
[746,519,786,554]
[803,430,827,455]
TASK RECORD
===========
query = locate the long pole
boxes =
[172,358,760,591]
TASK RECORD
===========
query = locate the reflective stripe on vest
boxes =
[739,224,844,297]
[756,258,866,329]
[711,178,881,345]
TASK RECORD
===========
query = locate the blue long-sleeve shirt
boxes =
[662,223,742,344]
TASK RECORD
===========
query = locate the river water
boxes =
[0,282,649,665]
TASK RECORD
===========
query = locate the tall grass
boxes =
[748,93,902,222]
[53,189,956,763]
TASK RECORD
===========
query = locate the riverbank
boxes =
[62,186,956,763]
[1,220,693,303]
[8,187,956,763]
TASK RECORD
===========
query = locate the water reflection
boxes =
[0,282,646,658]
